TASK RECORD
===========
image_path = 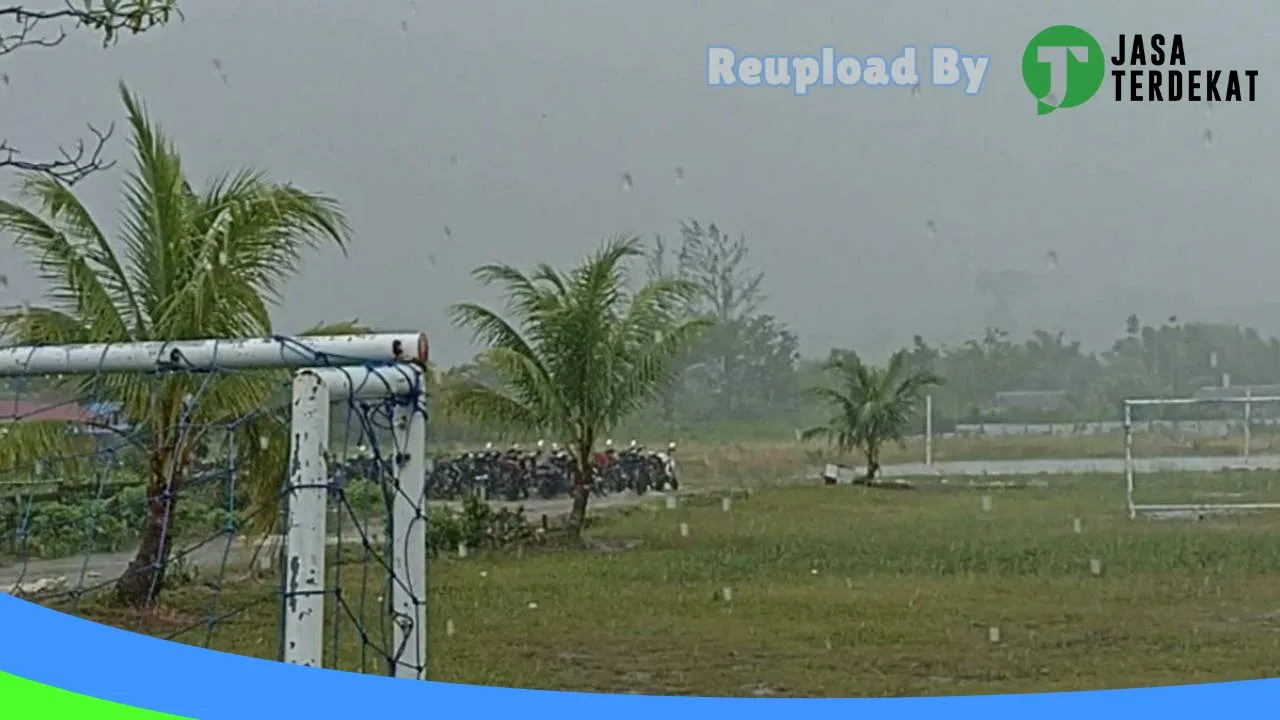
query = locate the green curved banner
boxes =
[0,670,192,719]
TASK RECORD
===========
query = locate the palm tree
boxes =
[802,349,941,482]
[0,83,353,608]
[445,236,711,536]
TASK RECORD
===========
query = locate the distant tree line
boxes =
[432,224,1280,442]
[896,316,1280,428]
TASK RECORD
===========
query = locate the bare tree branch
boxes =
[0,1,181,184]
[0,121,114,184]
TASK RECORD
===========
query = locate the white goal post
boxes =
[1123,394,1280,519]
[0,333,429,678]
[284,363,427,679]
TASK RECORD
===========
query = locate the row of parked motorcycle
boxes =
[330,440,680,502]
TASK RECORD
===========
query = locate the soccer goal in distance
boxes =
[1122,393,1280,518]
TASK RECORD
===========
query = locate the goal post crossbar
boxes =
[0,332,429,376]
[1124,395,1280,408]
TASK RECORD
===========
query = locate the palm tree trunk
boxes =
[863,445,881,482]
[566,448,592,539]
[115,447,182,608]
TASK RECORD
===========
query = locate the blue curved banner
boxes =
[0,594,1275,719]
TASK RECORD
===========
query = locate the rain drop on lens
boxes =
[217,250,228,266]
[1203,129,1213,148]
[212,58,228,85]
[443,225,452,241]
[674,166,684,184]
[258,435,269,451]
[621,173,633,192]
[925,220,938,239]
[911,83,921,98]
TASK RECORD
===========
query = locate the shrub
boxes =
[1,485,245,561]
[426,495,535,556]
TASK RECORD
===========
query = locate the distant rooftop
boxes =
[989,390,1068,410]
[0,398,92,423]
[0,397,122,424]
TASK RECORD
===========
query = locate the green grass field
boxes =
[57,472,1280,697]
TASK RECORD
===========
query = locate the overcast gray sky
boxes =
[1,1,1276,364]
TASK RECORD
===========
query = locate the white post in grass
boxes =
[924,394,934,467]
[1244,388,1253,459]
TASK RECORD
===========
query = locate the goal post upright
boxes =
[1244,388,1253,458]
[283,364,427,672]
[1123,401,1135,520]
[389,384,428,680]
[283,369,331,669]
[1122,394,1280,518]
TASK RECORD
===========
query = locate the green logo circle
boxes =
[1022,25,1105,115]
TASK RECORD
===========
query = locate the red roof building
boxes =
[0,398,95,423]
